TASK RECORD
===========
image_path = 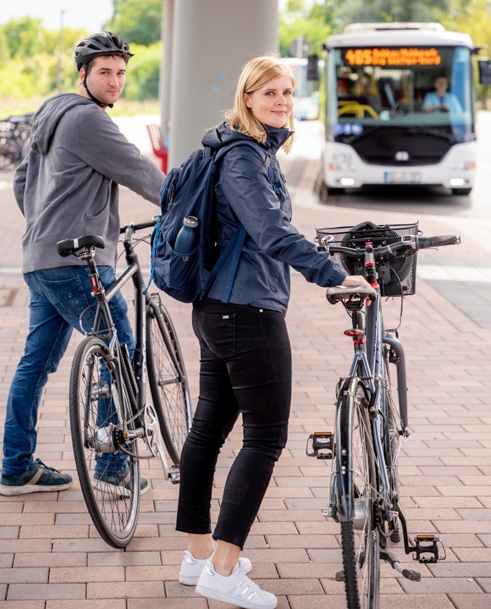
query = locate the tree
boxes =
[105,0,163,46]
[279,1,334,56]
[122,43,161,100]
[339,0,451,26]
[3,17,46,59]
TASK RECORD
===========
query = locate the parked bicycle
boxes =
[0,114,33,171]
[56,219,192,548]
[307,221,459,609]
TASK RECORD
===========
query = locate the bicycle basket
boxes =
[316,221,419,296]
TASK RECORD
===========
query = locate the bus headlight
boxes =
[449,161,476,171]
[329,152,355,171]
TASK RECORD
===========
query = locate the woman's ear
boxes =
[244,93,251,108]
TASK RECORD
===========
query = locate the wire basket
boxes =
[316,221,419,296]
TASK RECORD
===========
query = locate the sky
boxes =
[0,0,115,33]
[0,1,301,33]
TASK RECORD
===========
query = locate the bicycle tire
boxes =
[69,336,140,548]
[146,296,192,465]
[337,378,380,609]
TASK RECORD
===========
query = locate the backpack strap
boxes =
[208,138,272,303]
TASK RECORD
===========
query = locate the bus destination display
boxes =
[344,47,442,67]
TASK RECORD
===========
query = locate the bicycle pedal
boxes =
[306,432,334,459]
[413,534,446,563]
[168,466,180,485]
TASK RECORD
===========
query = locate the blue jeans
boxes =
[176,298,292,549]
[2,266,135,476]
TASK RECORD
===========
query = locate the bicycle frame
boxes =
[78,224,180,478]
[335,288,407,527]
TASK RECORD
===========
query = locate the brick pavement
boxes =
[0,147,490,609]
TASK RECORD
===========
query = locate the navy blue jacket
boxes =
[204,122,346,314]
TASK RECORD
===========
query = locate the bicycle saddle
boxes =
[326,284,376,305]
[56,235,105,258]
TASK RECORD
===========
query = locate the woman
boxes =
[176,56,369,609]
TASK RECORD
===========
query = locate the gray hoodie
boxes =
[14,93,164,273]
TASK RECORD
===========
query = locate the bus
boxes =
[319,22,481,196]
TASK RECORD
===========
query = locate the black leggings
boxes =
[176,298,292,549]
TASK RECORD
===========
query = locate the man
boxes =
[422,75,462,113]
[0,32,165,496]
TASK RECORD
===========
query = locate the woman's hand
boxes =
[341,275,371,288]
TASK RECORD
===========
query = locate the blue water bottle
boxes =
[174,216,199,254]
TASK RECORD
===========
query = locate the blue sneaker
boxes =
[92,464,149,497]
[0,459,73,496]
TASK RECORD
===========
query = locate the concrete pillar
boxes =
[165,0,278,168]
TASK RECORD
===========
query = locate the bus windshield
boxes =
[330,45,474,141]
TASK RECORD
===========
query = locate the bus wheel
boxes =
[327,187,345,195]
[451,187,472,196]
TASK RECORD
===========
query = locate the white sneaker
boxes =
[196,560,277,609]
[179,550,252,586]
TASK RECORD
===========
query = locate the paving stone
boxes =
[448,595,491,609]
[8,584,86,600]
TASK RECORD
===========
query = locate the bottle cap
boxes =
[183,216,199,228]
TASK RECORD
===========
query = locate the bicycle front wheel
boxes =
[69,336,140,548]
[336,378,380,609]
[146,296,192,465]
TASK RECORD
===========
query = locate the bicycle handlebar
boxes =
[325,233,461,258]
[119,217,158,235]
[416,234,461,249]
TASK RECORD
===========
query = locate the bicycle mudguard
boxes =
[335,376,367,523]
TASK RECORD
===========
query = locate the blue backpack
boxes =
[149,135,271,304]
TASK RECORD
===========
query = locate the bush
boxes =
[122,43,161,101]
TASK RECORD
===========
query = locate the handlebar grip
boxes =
[417,234,461,249]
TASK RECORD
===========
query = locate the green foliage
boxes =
[338,0,451,26]
[280,2,334,56]
[122,43,161,101]
[4,17,47,59]
[0,28,9,64]
[105,0,163,46]
[434,0,491,103]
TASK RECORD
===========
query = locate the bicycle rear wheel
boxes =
[336,378,380,609]
[146,296,192,466]
[69,336,140,548]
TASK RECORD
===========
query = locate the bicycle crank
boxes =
[143,403,180,484]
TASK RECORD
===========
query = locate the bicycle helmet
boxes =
[75,32,133,72]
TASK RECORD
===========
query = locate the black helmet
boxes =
[74,32,133,71]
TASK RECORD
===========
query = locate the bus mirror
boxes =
[307,55,319,81]
[478,59,491,84]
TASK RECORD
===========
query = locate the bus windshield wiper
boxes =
[407,127,460,143]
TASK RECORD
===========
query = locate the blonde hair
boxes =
[225,56,296,154]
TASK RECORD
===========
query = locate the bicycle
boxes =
[306,220,459,609]
[0,114,33,171]
[56,219,192,548]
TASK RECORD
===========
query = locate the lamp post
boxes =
[56,10,68,93]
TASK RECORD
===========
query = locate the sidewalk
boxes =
[0,146,490,609]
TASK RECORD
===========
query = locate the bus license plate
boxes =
[384,171,422,184]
